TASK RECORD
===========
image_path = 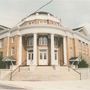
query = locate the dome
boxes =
[30,11,54,16]
[23,11,60,23]
[19,11,61,27]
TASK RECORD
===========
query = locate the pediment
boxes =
[79,29,88,36]
[73,26,88,36]
[0,25,10,31]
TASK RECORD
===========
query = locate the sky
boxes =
[0,0,90,34]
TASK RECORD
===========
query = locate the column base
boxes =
[29,65,37,71]
[52,65,60,70]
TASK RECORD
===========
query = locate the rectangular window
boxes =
[54,50,58,60]
[32,53,33,60]
[11,47,15,56]
[28,53,31,60]
[28,50,33,61]
[40,53,42,59]
[27,37,33,46]
[0,40,3,48]
[55,53,57,60]
[44,53,46,59]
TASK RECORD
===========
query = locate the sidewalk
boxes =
[0,80,90,90]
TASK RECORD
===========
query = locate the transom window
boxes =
[39,36,48,45]
[27,37,33,46]
[54,37,58,47]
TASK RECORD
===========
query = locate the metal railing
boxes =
[10,60,27,80]
[10,65,20,80]
[68,65,81,80]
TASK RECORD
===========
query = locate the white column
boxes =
[18,35,22,65]
[63,36,67,65]
[51,34,55,65]
[33,33,37,65]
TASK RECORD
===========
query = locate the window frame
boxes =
[27,37,33,46]
[39,36,48,46]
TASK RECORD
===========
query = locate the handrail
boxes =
[68,65,81,80]
[10,60,27,80]
[10,65,20,80]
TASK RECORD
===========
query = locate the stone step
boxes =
[11,66,80,81]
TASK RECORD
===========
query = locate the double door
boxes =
[27,49,33,65]
[54,49,58,65]
[27,48,58,65]
[39,49,48,65]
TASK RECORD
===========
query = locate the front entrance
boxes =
[27,49,33,65]
[54,49,58,65]
[39,49,48,65]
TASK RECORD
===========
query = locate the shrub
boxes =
[0,55,5,69]
[78,60,88,68]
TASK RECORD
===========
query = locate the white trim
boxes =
[39,48,48,65]
[54,48,59,65]
[38,47,48,49]
[24,14,60,22]
[51,34,55,65]
[18,35,22,65]
[63,36,67,65]
[27,48,33,65]
[0,31,10,39]
[33,33,37,65]
[73,34,89,43]
[20,27,66,37]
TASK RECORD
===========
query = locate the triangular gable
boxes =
[0,25,10,31]
[79,29,88,36]
[73,26,88,36]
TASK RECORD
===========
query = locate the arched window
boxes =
[39,36,48,45]
[27,37,33,46]
[44,37,48,45]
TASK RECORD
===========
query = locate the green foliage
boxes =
[0,55,5,69]
[78,60,88,68]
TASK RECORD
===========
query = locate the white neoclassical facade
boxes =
[0,11,90,66]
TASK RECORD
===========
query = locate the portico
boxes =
[18,33,67,66]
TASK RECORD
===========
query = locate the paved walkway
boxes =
[0,84,26,90]
[0,80,90,90]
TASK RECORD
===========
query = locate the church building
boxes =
[0,11,90,66]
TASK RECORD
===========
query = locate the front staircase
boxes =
[8,66,81,81]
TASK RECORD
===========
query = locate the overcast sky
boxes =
[0,0,90,32]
